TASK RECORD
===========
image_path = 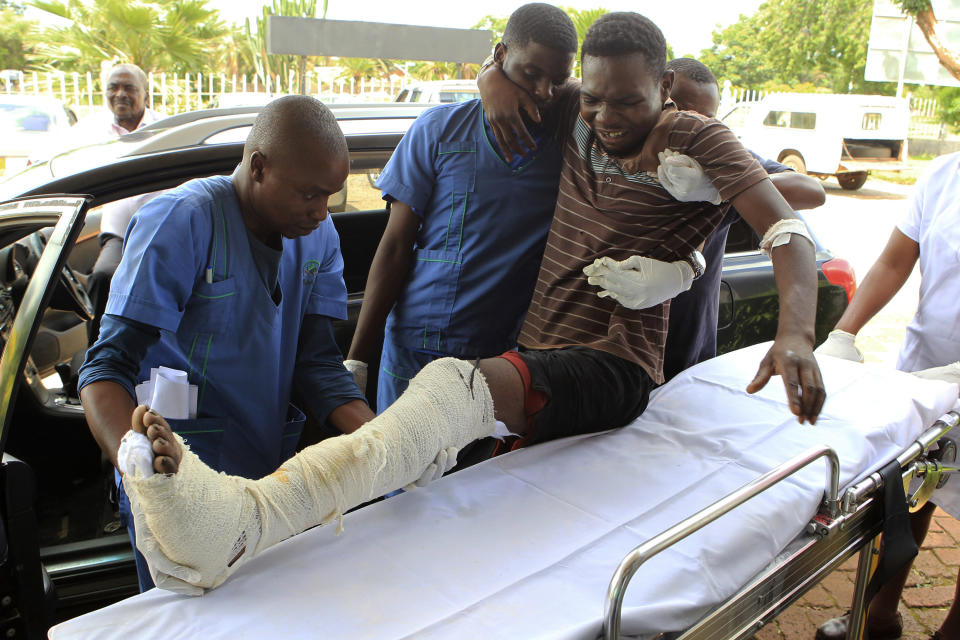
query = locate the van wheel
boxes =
[837,171,868,191]
[780,153,806,174]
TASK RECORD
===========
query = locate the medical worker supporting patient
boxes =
[116,13,830,597]
[78,96,377,591]
[345,3,578,415]
[661,58,826,381]
[814,152,960,640]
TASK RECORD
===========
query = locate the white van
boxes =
[721,93,909,190]
[394,80,479,104]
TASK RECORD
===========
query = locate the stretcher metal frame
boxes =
[603,410,960,640]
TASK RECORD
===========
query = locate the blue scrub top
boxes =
[105,175,349,478]
[376,99,563,358]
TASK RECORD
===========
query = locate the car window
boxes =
[0,103,55,133]
[861,112,882,130]
[763,110,790,128]
[438,91,479,103]
[790,111,816,129]
[721,105,750,130]
[342,169,386,211]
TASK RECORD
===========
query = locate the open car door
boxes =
[0,196,89,639]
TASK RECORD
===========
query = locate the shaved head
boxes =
[234,95,350,248]
[245,95,347,165]
[107,63,148,93]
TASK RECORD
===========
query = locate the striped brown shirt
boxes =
[518,108,768,383]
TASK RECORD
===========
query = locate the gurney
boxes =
[49,342,960,640]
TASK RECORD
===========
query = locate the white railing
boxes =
[0,70,409,118]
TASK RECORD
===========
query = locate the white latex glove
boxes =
[912,361,960,385]
[814,330,864,363]
[656,149,722,205]
[343,359,368,395]
[583,255,694,310]
[403,446,459,491]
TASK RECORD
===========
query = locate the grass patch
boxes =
[871,171,917,185]
[870,155,932,186]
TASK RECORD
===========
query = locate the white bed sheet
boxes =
[49,343,960,640]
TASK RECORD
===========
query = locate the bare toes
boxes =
[131,405,149,434]
[154,454,179,475]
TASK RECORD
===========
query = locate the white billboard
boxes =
[865,0,960,87]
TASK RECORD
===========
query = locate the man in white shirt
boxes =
[815,151,960,640]
[79,64,165,343]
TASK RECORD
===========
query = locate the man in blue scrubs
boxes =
[345,3,579,414]
[79,95,373,590]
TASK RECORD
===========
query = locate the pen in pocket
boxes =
[205,266,213,284]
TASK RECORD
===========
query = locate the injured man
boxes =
[121,11,828,596]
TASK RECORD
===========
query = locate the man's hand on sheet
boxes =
[747,336,825,424]
[478,63,540,163]
[583,255,695,310]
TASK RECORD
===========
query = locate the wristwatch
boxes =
[683,250,706,280]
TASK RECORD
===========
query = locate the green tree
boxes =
[242,0,317,93]
[0,7,36,69]
[30,0,227,74]
[472,14,507,44]
[700,0,877,93]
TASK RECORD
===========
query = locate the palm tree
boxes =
[30,0,226,74]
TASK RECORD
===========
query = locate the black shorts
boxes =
[519,346,653,445]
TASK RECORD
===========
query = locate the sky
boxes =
[208,1,768,59]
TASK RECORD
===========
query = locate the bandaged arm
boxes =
[732,178,824,423]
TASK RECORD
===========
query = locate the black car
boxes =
[0,104,852,637]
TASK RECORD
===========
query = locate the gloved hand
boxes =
[343,360,368,394]
[814,330,864,363]
[126,475,206,596]
[912,361,960,385]
[657,149,722,205]
[403,446,459,491]
[583,255,694,310]
[117,430,155,479]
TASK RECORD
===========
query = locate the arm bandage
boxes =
[759,219,814,256]
[124,357,497,594]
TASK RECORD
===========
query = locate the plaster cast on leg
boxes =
[124,358,496,593]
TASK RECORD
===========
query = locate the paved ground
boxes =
[756,175,955,640]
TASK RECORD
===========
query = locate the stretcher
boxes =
[49,342,960,640]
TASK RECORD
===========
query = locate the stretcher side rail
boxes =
[673,491,884,640]
[605,411,960,640]
[842,411,960,515]
[602,445,841,640]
